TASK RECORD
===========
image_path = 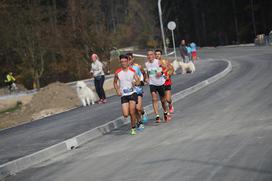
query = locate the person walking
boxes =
[186,44,192,62]
[113,54,140,135]
[179,40,189,63]
[90,54,107,104]
[145,50,171,123]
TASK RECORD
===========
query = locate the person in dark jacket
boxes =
[179,40,189,63]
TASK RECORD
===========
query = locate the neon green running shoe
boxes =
[130,128,136,135]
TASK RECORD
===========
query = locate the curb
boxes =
[0,59,232,179]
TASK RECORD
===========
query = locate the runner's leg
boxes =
[166,89,174,113]
[121,102,129,119]
[136,95,144,130]
[136,95,143,120]
[129,100,137,129]
[165,90,172,105]
[151,91,159,115]
[157,85,167,112]
[158,85,171,121]
[160,95,168,113]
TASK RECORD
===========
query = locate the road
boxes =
[0,58,226,165]
[5,46,272,181]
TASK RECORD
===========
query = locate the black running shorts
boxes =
[121,93,138,104]
[149,85,165,98]
[164,85,171,91]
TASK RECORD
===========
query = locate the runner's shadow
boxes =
[108,119,161,136]
[109,124,130,136]
[144,121,161,127]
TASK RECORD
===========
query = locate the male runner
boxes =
[114,55,140,135]
[155,49,175,113]
[126,53,148,130]
[145,50,171,123]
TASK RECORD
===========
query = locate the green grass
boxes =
[0,101,22,114]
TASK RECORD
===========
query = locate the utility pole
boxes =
[158,0,167,56]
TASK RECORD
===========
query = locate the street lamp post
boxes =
[158,0,167,56]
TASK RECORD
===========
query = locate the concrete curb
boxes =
[0,59,232,179]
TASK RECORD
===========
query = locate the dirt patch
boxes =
[0,96,33,112]
[0,82,80,129]
[24,82,81,114]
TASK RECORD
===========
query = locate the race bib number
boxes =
[122,87,134,94]
[148,67,162,77]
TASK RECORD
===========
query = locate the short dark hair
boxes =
[119,54,128,60]
[155,49,162,54]
[126,52,133,58]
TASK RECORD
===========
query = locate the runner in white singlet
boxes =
[126,53,148,131]
[145,50,171,123]
[113,55,140,135]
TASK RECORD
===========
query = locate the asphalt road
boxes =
[5,46,272,181]
[0,58,226,165]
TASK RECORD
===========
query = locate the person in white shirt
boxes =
[145,50,171,123]
[90,54,107,104]
[126,52,147,131]
[113,55,140,135]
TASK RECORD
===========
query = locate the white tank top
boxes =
[145,59,165,86]
[115,67,136,96]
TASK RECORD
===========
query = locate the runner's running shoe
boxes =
[155,115,161,123]
[130,128,137,135]
[142,113,148,123]
[137,124,144,131]
[169,104,174,113]
[164,112,171,122]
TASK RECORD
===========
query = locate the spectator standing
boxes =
[90,54,107,104]
[190,42,197,62]
[186,45,192,62]
[179,40,189,63]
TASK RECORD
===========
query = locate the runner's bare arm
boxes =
[113,74,121,96]
[156,60,164,77]
[133,73,140,86]
[167,61,174,76]
[139,65,146,82]
[144,69,149,83]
